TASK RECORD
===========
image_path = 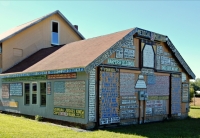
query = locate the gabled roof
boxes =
[3,46,62,73]
[1,27,195,79]
[0,10,84,43]
[24,28,134,72]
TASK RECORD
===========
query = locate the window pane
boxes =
[52,32,58,44]
[32,83,37,104]
[32,94,37,104]
[24,83,30,105]
[40,82,46,106]
[52,22,58,32]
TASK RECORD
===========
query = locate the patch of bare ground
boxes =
[190,97,200,106]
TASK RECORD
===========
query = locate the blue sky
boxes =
[0,1,199,79]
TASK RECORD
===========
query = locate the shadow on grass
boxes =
[100,117,200,138]
[190,106,200,109]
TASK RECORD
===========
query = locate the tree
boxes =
[190,87,194,101]
[190,78,200,94]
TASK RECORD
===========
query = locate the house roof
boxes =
[3,46,62,73]
[1,27,195,79]
[24,28,134,73]
[0,10,84,43]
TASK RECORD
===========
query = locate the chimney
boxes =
[74,25,78,30]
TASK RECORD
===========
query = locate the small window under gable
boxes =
[51,21,59,45]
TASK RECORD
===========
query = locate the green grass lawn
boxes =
[0,107,200,138]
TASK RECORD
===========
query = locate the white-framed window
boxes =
[51,21,59,45]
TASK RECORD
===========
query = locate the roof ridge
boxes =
[62,28,134,46]
[0,10,84,43]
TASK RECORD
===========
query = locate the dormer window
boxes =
[51,21,59,45]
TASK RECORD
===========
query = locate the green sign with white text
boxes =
[2,75,47,82]
[107,58,134,67]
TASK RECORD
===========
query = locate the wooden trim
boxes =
[120,69,141,74]
[154,72,170,76]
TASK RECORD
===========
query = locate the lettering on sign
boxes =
[143,45,154,68]
[161,56,171,65]
[3,75,46,82]
[147,76,169,96]
[147,96,169,100]
[9,101,18,107]
[2,84,9,99]
[10,83,23,96]
[120,96,138,120]
[141,68,154,75]
[157,45,163,55]
[54,107,84,118]
[170,58,177,66]
[171,76,181,114]
[137,28,151,38]
[89,69,96,122]
[146,100,166,116]
[47,73,77,79]
[124,48,135,59]
[107,58,134,67]
[116,48,123,58]
[182,83,189,102]
[99,70,120,125]
[100,67,116,72]
[154,33,166,42]
[47,82,51,95]
[2,101,9,107]
[54,81,85,108]
[182,73,187,82]
[120,73,135,96]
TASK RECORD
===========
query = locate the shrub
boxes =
[190,87,194,102]
[35,115,43,121]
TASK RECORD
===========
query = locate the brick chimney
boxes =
[74,25,78,30]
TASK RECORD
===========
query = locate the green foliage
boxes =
[35,115,43,121]
[190,78,200,93]
[190,87,194,101]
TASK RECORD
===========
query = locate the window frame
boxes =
[51,20,60,45]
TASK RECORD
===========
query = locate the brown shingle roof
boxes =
[24,28,134,72]
[3,46,62,73]
[0,10,84,43]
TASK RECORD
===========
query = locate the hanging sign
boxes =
[47,73,76,79]
[143,45,154,68]
[2,84,9,99]
[47,82,51,95]
[10,83,23,96]
[108,58,134,67]
[182,83,189,102]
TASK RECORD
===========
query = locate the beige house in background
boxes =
[0,10,84,73]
